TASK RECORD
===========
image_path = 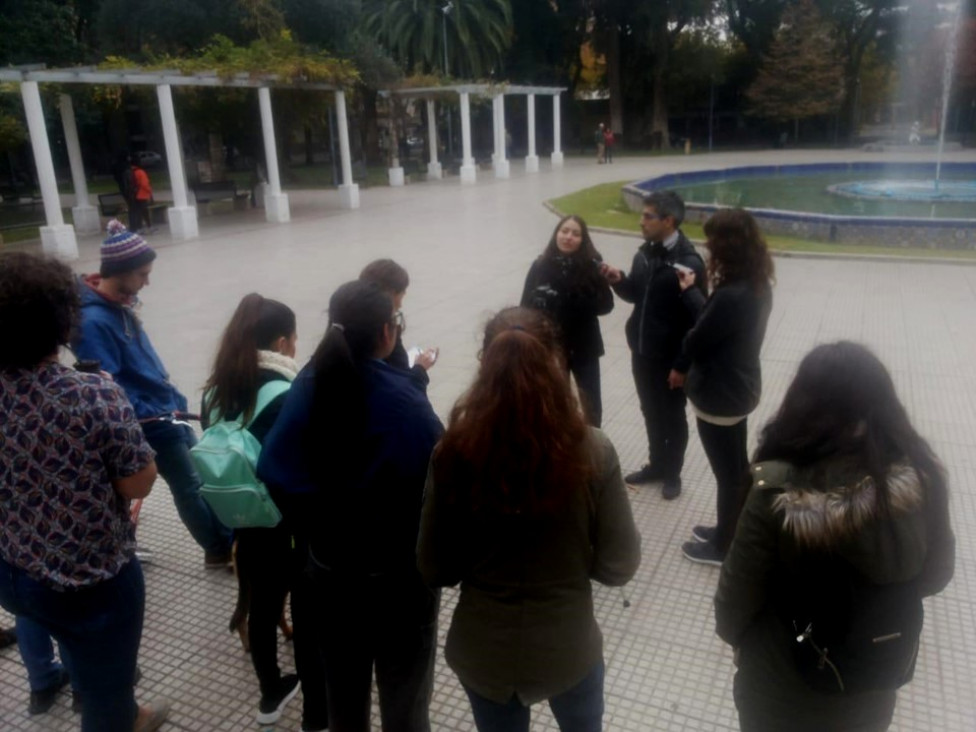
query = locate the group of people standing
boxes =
[0,184,956,732]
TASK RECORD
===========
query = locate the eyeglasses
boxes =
[393,310,406,333]
[641,212,662,221]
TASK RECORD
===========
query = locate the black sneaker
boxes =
[662,480,682,500]
[204,551,233,570]
[692,525,717,543]
[256,674,300,725]
[682,540,725,567]
[624,464,663,485]
[29,668,70,715]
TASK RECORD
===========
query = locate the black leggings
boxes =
[696,417,750,552]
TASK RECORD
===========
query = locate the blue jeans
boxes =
[464,662,605,732]
[0,557,144,732]
[145,422,233,556]
[15,614,76,692]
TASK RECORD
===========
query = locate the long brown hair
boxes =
[203,293,296,423]
[540,215,606,294]
[703,208,775,292]
[434,307,591,513]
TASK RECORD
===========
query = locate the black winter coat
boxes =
[520,255,614,361]
[610,232,705,368]
[678,280,773,418]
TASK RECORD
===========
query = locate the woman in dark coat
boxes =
[418,307,640,731]
[714,342,955,732]
[673,208,774,566]
[521,215,613,426]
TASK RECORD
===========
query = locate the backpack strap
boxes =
[245,380,291,429]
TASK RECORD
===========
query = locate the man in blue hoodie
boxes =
[75,220,233,568]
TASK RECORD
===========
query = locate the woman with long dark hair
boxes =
[520,215,613,426]
[715,342,955,731]
[200,293,327,730]
[257,280,443,732]
[418,307,641,731]
[671,208,774,566]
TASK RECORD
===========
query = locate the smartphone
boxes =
[74,359,101,373]
[671,263,694,275]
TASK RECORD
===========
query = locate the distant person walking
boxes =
[521,215,613,426]
[715,342,955,732]
[595,123,606,163]
[74,221,234,568]
[601,191,706,499]
[603,125,615,163]
[418,306,641,732]
[128,156,153,233]
[673,209,775,566]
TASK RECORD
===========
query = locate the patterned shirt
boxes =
[0,362,155,590]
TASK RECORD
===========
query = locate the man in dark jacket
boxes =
[602,191,705,499]
[74,221,233,568]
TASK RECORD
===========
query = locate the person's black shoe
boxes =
[72,690,82,713]
[29,668,70,715]
[691,525,717,543]
[204,551,233,570]
[682,540,725,567]
[256,674,300,725]
[662,480,682,500]
[0,627,16,649]
[624,464,663,485]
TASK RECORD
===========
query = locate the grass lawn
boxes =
[549,181,976,261]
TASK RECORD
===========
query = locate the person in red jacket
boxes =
[128,156,153,233]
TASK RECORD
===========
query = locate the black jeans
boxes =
[696,418,750,553]
[309,564,439,732]
[569,354,602,428]
[238,528,328,725]
[632,353,688,483]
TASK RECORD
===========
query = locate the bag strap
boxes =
[245,380,291,429]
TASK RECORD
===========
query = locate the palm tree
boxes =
[363,0,513,79]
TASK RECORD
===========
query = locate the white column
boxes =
[525,93,539,173]
[459,92,476,184]
[492,94,509,179]
[21,82,77,258]
[426,99,442,179]
[258,87,290,222]
[156,84,198,239]
[334,90,359,208]
[59,94,100,234]
[551,93,564,169]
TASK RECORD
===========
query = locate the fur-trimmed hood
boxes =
[754,459,929,584]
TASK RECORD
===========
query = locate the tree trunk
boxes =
[794,117,799,142]
[361,88,381,165]
[650,26,670,150]
[304,126,314,166]
[608,23,623,136]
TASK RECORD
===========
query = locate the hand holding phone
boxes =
[672,263,696,291]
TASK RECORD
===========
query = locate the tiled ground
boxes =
[2,149,976,730]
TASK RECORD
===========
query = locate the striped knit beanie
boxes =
[100,219,157,277]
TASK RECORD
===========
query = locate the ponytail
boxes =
[204,293,296,423]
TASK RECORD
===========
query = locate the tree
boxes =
[747,0,843,141]
[362,0,513,79]
[724,0,789,60]
[0,0,86,66]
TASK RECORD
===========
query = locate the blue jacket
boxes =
[74,277,187,422]
[257,359,443,575]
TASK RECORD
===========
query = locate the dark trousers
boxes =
[144,423,233,556]
[697,418,750,553]
[632,353,688,483]
[15,613,76,692]
[237,527,328,726]
[128,198,150,231]
[464,662,605,732]
[569,355,602,428]
[310,564,439,732]
[0,557,143,732]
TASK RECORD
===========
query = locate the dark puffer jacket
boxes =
[715,458,955,732]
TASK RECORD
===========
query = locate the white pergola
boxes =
[379,84,566,186]
[0,65,361,260]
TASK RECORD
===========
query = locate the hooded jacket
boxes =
[610,231,705,367]
[715,457,955,731]
[74,275,187,421]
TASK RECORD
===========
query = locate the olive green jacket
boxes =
[417,428,641,704]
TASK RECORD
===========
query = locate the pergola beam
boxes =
[0,68,337,91]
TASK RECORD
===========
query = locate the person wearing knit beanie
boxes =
[100,219,157,278]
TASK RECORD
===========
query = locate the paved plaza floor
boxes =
[2,149,976,730]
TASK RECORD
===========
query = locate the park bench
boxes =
[191,181,250,212]
[97,193,168,226]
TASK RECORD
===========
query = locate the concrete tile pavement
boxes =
[2,150,976,730]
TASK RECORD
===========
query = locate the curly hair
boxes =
[702,208,775,292]
[0,252,79,371]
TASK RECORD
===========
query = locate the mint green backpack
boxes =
[192,380,291,529]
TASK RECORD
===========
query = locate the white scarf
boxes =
[257,350,300,381]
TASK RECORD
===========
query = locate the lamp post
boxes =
[442,2,454,159]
